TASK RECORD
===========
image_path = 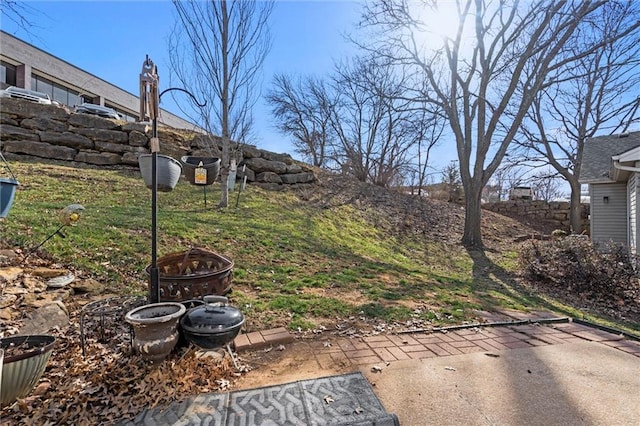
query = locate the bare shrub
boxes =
[519,237,640,307]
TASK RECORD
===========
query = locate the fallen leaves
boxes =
[0,312,241,425]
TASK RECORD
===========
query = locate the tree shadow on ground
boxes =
[466,247,575,317]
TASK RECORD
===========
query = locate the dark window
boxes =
[68,92,80,107]
[107,104,136,122]
[53,84,67,105]
[31,75,80,106]
[0,62,17,87]
[33,75,54,99]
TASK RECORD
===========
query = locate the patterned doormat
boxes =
[122,371,399,425]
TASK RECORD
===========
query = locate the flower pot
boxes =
[138,154,182,192]
[0,177,19,218]
[125,302,186,363]
[181,156,221,186]
[1,335,56,405]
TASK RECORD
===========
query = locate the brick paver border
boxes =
[234,313,640,366]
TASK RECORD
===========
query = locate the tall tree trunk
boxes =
[569,178,583,234]
[462,182,484,248]
[219,0,230,208]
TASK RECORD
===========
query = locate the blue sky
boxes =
[2,1,386,158]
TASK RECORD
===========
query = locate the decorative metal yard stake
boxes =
[25,204,85,259]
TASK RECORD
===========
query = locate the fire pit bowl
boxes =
[180,296,244,350]
[1,335,56,404]
[147,247,234,302]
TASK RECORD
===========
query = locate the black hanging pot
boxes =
[180,295,244,350]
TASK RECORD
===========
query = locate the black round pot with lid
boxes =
[180,295,245,350]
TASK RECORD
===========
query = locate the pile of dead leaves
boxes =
[1,307,243,425]
[519,237,640,325]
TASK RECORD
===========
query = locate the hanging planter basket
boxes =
[0,177,19,219]
[138,154,182,192]
[0,151,19,218]
[181,156,221,186]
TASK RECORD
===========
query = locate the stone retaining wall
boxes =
[0,99,316,187]
[483,199,590,234]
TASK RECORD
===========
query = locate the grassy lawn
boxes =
[2,159,637,334]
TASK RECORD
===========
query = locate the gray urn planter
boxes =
[125,302,186,363]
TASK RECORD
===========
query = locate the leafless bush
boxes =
[519,237,640,306]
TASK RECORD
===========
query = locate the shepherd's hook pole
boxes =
[139,57,208,304]
[141,55,160,304]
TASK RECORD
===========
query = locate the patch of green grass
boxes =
[357,302,414,322]
[267,294,353,317]
[288,316,316,331]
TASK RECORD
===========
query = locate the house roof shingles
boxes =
[579,131,640,183]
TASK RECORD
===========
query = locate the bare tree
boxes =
[266,55,440,187]
[1,1,36,32]
[358,0,615,248]
[441,160,463,202]
[266,74,334,167]
[530,171,565,202]
[328,56,428,186]
[169,0,273,207]
[492,162,530,201]
[409,104,445,195]
[512,0,640,233]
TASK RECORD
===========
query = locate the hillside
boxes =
[1,157,572,334]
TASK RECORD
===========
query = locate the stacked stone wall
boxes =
[483,200,590,234]
[0,99,315,187]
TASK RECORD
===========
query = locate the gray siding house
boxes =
[579,131,640,252]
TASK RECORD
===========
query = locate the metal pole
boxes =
[141,55,160,304]
[150,117,159,303]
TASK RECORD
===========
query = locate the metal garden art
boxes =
[139,55,164,305]
[25,204,85,259]
[138,55,213,304]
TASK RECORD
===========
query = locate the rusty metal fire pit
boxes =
[146,247,234,302]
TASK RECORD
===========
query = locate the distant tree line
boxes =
[266,56,444,189]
